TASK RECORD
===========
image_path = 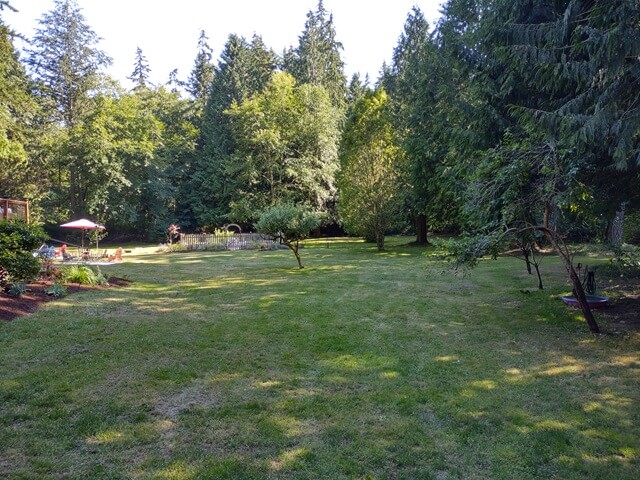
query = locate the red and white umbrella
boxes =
[60,218,105,250]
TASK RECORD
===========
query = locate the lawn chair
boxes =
[108,247,124,262]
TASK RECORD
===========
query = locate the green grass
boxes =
[1,237,638,479]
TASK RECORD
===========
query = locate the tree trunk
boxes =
[533,261,544,290]
[415,214,429,244]
[286,241,304,269]
[376,231,385,251]
[543,229,600,333]
[608,203,626,246]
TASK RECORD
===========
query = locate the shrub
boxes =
[62,265,105,286]
[0,251,42,282]
[7,283,27,297]
[0,220,48,283]
[45,283,68,298]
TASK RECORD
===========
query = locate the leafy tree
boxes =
[128,46,151,90]
[26,0,111,218]
[255,204,320,269]
[284,0,347,107]
[191,33,277,227]
[226,72,341,223]
[337,88,404,251]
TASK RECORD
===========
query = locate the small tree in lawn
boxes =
[255,204,320,269]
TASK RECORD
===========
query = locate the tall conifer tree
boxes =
[285,0,347,107]
[128,46,151,90]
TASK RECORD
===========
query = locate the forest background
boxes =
[1,0,639,247]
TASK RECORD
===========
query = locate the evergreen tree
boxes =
[190,34,277,227]
[187,30,214,106]
[0,21,41,202]
[128,46,151,90]
[285,0,347,107]
[26,0,111,128]
[26,0,111,217]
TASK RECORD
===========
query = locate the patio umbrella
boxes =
[60,218,105,251]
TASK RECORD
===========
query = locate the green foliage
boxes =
[44,282,67,298]
[255,204,320,268]
[602,244,640,279]
[624,210,640,245]
[284,0,347,107]
[0,221,48,282]
[7,282,26,297]
[226,72,341,223]
[128,46,151,90]
[256,204,320,242]
[191,33,278,227]
[26,0,111,128]
[433,232,505,272]
[0,23,42,201]
[338,88,404,251]
[62,265,106,286]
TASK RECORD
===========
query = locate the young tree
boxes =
[337,88,404,251]
[255,204,320,269]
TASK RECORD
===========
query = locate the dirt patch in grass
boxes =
[0,277,132,322]
[597,276,640,333]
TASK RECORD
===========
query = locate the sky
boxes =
[4,0,445,90]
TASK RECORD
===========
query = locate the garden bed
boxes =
[0,277,132,321]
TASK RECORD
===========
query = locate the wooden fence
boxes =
[179,233,275,250]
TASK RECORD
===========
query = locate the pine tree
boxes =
[128,46,151,90]
[190,33,277,227]
[26,0,111,128]
[187,30,214,106]
[285,0,347,107]
[25,0,111,217]
[0,21,41,201]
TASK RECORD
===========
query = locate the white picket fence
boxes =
[179,233,275,250]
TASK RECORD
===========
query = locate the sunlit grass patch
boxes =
[0,237,638,479]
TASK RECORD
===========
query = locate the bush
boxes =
[7,283,27,297]
[45,283,68,298]
[0,251,42,282]
[0,220,48,283]
[624,209,640,245]
[62,265,107,286]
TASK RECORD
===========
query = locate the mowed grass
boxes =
[1,237,638,479]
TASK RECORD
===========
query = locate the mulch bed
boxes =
[0,277,132,322]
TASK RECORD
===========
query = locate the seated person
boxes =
[60,244,75,261]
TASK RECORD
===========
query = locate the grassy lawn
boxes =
[1,237,638,479]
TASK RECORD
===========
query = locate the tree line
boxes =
[1,0,638,249]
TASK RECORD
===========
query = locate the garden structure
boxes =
[0,198,29,223]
